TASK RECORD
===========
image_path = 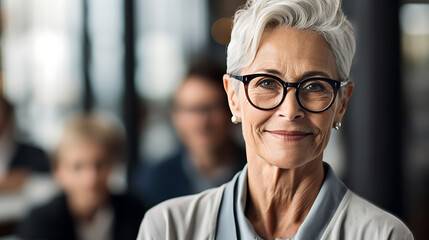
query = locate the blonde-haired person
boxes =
[137,0,413,239]
[18,114,146,240]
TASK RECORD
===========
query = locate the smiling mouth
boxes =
[265,130,311,141]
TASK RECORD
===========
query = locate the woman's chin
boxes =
[258,150,319,170]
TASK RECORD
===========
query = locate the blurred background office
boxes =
[0,0,427,239]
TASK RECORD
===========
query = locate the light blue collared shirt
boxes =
[216,162,347,240]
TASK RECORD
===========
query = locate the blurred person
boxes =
[137,0,413,239]
[133,58,246,207]
[18,114,146,240]
[0,97,49,192]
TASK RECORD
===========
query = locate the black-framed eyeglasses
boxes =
[229,73,349,113]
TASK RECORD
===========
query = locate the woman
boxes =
[137,0,413,239]
[18,114,146,240]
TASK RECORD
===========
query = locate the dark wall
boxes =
[342,0,403,217]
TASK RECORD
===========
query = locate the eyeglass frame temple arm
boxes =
[340,79,351,87]
[229,74,244,82]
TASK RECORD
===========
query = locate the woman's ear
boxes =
[334,81,354,123]
[223,74,242,121]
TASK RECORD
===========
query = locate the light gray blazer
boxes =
[137,169,413,240]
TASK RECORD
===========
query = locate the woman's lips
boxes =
[266,130,311,141]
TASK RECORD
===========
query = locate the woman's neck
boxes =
[245,155,324,239]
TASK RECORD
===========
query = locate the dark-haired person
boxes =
[18,114,146,240]
[133,59,246,207]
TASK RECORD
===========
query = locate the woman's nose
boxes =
[275,88,305,121]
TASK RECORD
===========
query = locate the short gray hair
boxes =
[227,0,355,85]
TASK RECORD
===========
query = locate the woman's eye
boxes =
[257,79,278,88]
[302,82,326,91]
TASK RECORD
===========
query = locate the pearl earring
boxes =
[334,122,342,130]
[231,115,238,124]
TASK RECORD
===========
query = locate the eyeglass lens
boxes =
[247,76,335,112]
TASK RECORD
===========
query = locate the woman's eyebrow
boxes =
[256,68,283,76]
[256,69,332,79]
[301,71,331,79]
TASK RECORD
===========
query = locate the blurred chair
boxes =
[132,57,246,208]
[17,114,146,240]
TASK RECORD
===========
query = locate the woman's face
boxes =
[224,27,353,169]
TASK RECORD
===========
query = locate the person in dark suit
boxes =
[18,194,145,240]
[137,147,246,207]
[133,58,246,207]
[17,114,146,240]
[0,97,49,191]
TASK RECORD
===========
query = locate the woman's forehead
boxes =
[245,27,338,79]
